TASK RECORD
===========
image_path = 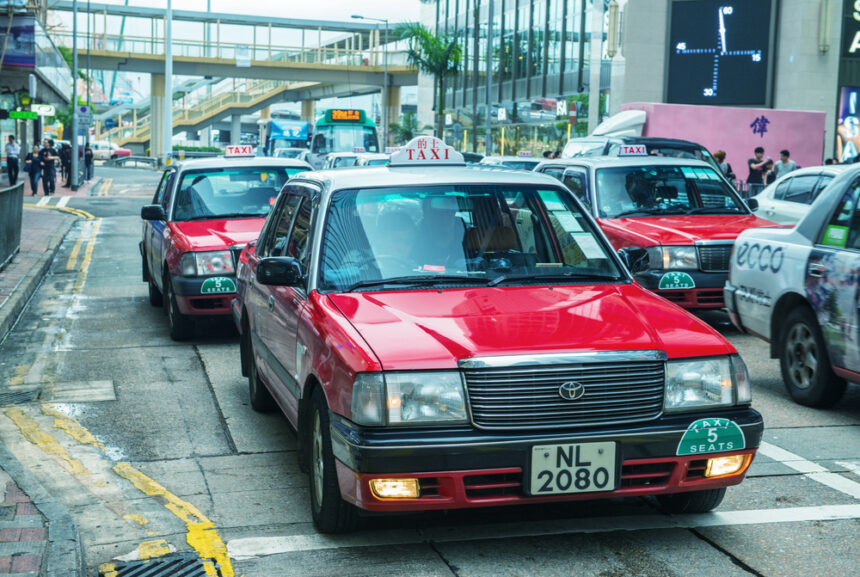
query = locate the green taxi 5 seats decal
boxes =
[658,271,696,290]
[201,277,237,294]
[676,418,745,456]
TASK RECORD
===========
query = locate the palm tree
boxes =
[395,22,462,139]
[389,112,434,145]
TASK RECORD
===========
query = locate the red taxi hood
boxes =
[327,284,732,371]
[600,214,776,247]
[170,219,265,251]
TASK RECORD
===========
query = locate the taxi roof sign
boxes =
[517,150,532,157]
[619,144,648,156]
[389,136,464,166]
[225,145,255,157]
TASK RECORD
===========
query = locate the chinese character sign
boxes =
[750,115,770,138]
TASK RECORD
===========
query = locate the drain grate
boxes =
[97,554,217,577]
[0,388,41,406]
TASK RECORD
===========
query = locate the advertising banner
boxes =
[0,15,35,67]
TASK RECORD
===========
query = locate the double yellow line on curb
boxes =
[24,203,96,220]
[97,178,113,197]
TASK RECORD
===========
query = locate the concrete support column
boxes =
[385,85,401,148]
[231,115,241,145]
[301,100,315,124]
[201,126,211,147]
[150,73,166,159]
[588,1,605,135]
[259,106,271,151]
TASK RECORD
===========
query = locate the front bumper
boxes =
[330,408,763,512]
[170,274,235,317]
[636,269,728,309]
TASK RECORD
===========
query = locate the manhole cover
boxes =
[0,389,41,406]
[97,554,218,577]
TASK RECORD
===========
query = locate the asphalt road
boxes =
[2,166,859,577]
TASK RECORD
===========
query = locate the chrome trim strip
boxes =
[694,239,735,246]
[458,350,667,369]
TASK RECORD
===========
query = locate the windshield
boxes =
[172,167,298,221]
[630,145,721,173]
[311,125,379,154]
[594,165,747,219]
[319,185,622,292]
[275,148,306,159]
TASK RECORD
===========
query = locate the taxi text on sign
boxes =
[225,145,254,157]
[619,144,647,156]
[389,137,465,166]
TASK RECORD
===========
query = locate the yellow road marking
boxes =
[99,177,113,196]
[73,219,102,291]
[122,513,149,527]
[42,404,105,450]
[113,463,235,576]
[137,539,173,560]
[64,221,91,271]
[8,365,29,387]
[23,203,96,220]
[5,408,92,476]
[98,562,117,577]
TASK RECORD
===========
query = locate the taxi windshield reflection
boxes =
[319,185,622,292]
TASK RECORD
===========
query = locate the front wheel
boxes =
[148,278,163,307]
[656,488,726,514]
[165,278,194,341]
[779,307,846,407]
[308,388,357,533]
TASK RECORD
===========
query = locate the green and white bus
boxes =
[309,109,380,169]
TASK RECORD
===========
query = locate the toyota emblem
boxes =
[558,381,586,401]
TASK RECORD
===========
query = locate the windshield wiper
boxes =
[612,207,675,218]
[346,275,490,292]
[488,271,619,286]
[684,207,743,215]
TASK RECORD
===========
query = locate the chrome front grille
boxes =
[697,244,733,272]
[463,358,665,431]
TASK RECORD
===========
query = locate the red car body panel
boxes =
[598,214,777,249]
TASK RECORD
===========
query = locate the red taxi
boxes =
[536,155,776,309]
[140,146,312,340]
[233,137,763,532]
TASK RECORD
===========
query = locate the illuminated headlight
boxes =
[664,356,747,412]
[179,251,235,277]
[351,372,468,426]
[646,246,698,270]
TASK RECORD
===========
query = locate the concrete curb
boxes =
[0,215,76,343]
[84,177,103,196]
[0,440,85,576]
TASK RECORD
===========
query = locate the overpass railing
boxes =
[0,183,24,272]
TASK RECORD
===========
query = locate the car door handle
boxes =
[268,295,275,311]
[808,264,827,278]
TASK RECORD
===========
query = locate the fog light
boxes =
[369,478,420,499]
[705,454,748,478]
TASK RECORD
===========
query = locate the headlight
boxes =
[179,251,235,277]
[665,356,736,411]
[351,371,468,426]
[646,246,698,270]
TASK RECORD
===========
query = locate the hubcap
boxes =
[786,322,818,390]
[312,411,324,508]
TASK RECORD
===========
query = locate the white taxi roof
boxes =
[171,156,313,172]
[480,155,540,163]
[535,156,716,171]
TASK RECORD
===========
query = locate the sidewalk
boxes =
[0,201,85,576]
[22,176,102,199]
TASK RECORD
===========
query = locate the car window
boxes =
[153,170,170,205]
[562,169,590,207]
[260,193,303,258]
[783,174,819,205]
[773,179,790,200]
[820,180,860,250]
[161,172,176,211]
[814,175,835,199]
[285,198,314,274]
[539,166,565,181]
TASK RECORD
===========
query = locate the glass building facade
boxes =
[434,0,612,155]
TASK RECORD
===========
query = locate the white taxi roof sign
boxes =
[388,136,465,166]
[225,145,255,157]
[619,144,648,156]
[517,150,532,157]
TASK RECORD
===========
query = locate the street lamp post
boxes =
[71,0,79,191]
[352,15,389,150]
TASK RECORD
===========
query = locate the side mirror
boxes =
[141,205,165,220]
[617,247,649,275]
[257,257,303,286]
[746,198,759,211]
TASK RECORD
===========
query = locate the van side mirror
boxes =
[141,205,165,220]
[617,247,649,274]
[257,257,303,286]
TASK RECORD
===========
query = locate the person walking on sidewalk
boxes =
[59,142,71,185]
[747,146,770,197]
[38,139,58,196]
[84,143,94,181]
[5,135,20,186]
[773,149,797,180]
[23,145,40,196]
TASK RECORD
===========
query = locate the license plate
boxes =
[528,442,617,496]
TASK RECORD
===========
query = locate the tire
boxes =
[165,278,194,341]
[778,307,846,407]
[656,488,726,514]
[247,333,276,412]
[308,387,357,533]
[148,277,163,307]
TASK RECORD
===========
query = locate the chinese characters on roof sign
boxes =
[389,136,465,166]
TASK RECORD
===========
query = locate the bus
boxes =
[259,119,310,157]
[309,109,380,169]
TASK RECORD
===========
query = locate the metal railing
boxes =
[0,183,24,272]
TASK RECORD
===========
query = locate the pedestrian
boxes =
[553,149,561,159]
[23,145,40,196]
[59,143,71,184]
[772,149,796,179]
[39,138,58,196]
[763,159,776,186]
[85,143,94,181]
[713,150,735,181]
[5,135,20,186]
[747,146,769,196]
[824,158,835,165]
[542,150,553,159]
